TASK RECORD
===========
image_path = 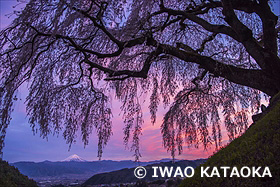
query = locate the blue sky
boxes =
[0,0,279,163]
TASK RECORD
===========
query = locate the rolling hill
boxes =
[82,159,206,186]
[180,92,280,186]
[0,159,37,187]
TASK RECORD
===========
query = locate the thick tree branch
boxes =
[158,1,280,84]
[221,0,267,69]
[221,0,280,84]
[101,48,162,80]
[157,43,279,96]
[191,0,278,55]
[159,7,239,41]
[256,0,278,55]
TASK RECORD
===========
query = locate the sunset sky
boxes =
[2,83,216,163]
[1,0,279,163]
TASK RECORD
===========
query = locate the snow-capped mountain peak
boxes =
[62,154,87,162]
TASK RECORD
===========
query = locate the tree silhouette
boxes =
[0,0,279,160]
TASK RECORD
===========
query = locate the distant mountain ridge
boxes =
[11,156,206,181]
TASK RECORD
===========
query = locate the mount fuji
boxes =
[61,154,87,162]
